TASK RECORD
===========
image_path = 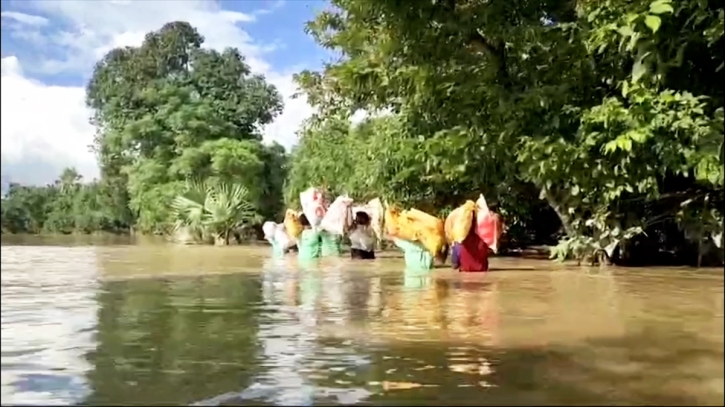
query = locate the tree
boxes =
[1,183,56,234]
[86,22,286,235]
[170,180,260,245]
[288,0,723,264]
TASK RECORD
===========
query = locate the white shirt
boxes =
[349,225,376,251]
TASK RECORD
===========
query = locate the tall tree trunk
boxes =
[541,187,575,236]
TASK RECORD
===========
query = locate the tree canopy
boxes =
[3,22,289,238]
[2,6,722,265]
[286,0,723,265]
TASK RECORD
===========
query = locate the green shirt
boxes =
[320,231,343,257]
[393,238,434,271]
[298,229,322,261]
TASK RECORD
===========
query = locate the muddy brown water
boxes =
[1,235,723,406]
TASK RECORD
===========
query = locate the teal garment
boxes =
[320,231,343,257]
[269,240,286,258]
[298,229,322,261]
[393,238,434,271]
[404,268,433,289]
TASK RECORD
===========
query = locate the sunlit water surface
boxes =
[1,235,723,406]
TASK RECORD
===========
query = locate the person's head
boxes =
[355,211,371,227]
[299,213,311,228]
[436,243,450,265]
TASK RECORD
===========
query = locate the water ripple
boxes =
[1,246,99,405]
[1,242,723,405]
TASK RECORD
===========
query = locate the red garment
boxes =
[459,228,489,272]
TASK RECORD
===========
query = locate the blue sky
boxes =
[0,0,336,186]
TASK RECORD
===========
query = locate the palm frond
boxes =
[171,180,260,243]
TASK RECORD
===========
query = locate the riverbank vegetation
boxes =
[2,0,723,266]
[286,0,724,266]
[2,22,288,240]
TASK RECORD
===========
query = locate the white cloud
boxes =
[0,0,314,185]
[1,11,49,26]
[1,56,98,185]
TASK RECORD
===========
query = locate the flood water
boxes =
[1,235,723,406]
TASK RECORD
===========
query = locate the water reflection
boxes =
[403,269,432,290]
[1,242,723,405]
[84,269,263,405]
[1,246,99,405]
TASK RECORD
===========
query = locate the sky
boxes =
[0,0,338,187]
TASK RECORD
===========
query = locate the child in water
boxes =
[297,214,322,261]
[349,211,376,260]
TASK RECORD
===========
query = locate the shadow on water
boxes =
[0,241,722,406]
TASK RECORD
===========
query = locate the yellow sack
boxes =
[416,227,447,257]
[446,200,476,244]
[402,208,445,256]
[385,206,446,255]
[384,206,401,237]
[405,208,443,233]
[444,216,453,243]
[394,210,422,242]
[284,209,303,238]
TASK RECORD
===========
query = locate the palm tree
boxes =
[170,180,260,245]
[57,167,81,195]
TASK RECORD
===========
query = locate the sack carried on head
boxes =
[445,200,476,244]
[386,205,446,256]
[474,194,504,253]
[300,187,327,226]
[367,198,384,241]
[273,225,295,250]
[284,209,303,238]
[262,221,277,241]
[320,195,354,235]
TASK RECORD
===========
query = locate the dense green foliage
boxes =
[170,180,260,245]
[2,4,722,265]
[2,22,289,239]
[1,168,129,235]
[286,0,723,265]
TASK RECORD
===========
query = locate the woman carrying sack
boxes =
[451,214,489,272]
[297,214,322,262]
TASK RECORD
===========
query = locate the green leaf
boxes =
[649,0,674,15]
[617,25,634,37]
[627,130,648,143]
[632,58,647,83]
[644,15,662,33]
[603,140,618,154]
[617,136,633,152]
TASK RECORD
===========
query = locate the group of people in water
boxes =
[268,210,490,273]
